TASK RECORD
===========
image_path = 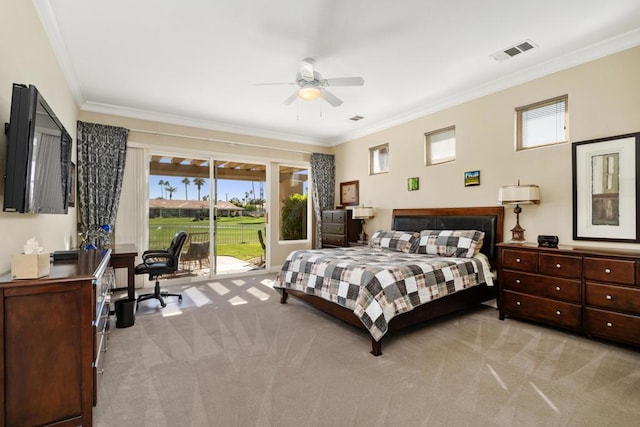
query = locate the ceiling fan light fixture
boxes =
[298,87,321,101]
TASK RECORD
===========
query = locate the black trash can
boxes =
[114,298,136,328]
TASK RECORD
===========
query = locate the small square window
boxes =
[369,143,389,175]
[425,126,455,165]
[516,95,568,150]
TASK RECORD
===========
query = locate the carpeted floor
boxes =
[94,274,640,426]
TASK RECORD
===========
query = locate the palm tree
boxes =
[166,186,177,200]
[158,179,165,199]
[181,177,191,200]
[193,177,206,200]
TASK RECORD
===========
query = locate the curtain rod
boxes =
[128,128,319,154]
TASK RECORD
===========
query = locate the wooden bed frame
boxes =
[279,206,504,356]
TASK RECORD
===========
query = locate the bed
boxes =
[274,206,504,356]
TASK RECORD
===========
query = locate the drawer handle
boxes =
[556,310,561,316]
[515,279,521,284]
[555,286,561,291]
[607,322,613,327]
[605,268,611,274]
[516,301,521,306]
[556,263,562,269]
[515,258,521,263]
[606,295,613,300]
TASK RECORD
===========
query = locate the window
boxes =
[369,143,389,175]
[516,95,568,150]
[425,126,455,165]
[279,165,308,241]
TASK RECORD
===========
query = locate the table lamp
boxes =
[352,207,375,243]
[498,181,540,242]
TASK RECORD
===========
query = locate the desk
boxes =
[110,244,138,300]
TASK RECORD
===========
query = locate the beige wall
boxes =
[0,0,79,274]
[335,46,640,251]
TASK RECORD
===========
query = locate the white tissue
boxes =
[23,237,44,255]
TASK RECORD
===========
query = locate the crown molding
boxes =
[80,102,327,146]
[328,27,640,146]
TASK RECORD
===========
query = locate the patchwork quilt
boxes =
[274,246,493,341]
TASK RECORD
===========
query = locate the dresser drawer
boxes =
[584,257,635,285]
[502,291,582,330]
[585,308,640,346]
[501,249,537,272]
[322,234,346,247]
[585,282,640,314]
[322,223,345,234]
[539,253,582,278]
[322,210,346,223]
[501,271,581,303]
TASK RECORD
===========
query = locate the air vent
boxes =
[349,115,364,121]
[491,39,538,61]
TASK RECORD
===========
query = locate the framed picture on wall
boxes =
[572,132,640,242]
[464,170,480,187]
[340,180,359,206]
[68,162,76,208]
[407,177,419,191]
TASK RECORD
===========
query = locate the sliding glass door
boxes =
[148,153,266,279]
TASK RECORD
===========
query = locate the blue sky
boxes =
[150,175,265,202]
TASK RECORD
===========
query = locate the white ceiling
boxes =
[35,0,640,146]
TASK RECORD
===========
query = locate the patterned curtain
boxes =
[310,153,335,248]
[77,121,129,247]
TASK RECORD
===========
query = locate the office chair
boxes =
[135,231,187,308]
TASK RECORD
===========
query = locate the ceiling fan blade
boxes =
[320,89,343,107]
[322,77,364,87]
[300,58,315,81]
[283,91,299,106]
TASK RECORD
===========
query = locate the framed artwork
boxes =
[572,132,640,242]
[407,177,419,191]
[369,143,389,175]
[464,170,480,187]
[68,162,76,208]
[340,180,359,206]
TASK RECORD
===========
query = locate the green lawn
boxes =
[149,216,265,261]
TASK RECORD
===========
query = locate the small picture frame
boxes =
[464,170,480,187]
[407,177,419,191]
[340,180,359,206]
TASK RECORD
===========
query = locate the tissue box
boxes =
[11,253,51,279]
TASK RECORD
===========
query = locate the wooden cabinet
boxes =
[497,243,640,347]
[321,210,361,248]
[0,249,111,426]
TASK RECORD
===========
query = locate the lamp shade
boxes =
[352,207,374,219]
[498,184,540,205]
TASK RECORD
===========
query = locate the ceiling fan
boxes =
[257,58,364,107]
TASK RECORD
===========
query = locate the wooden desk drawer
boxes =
[322,234,346,247]
[501,249,537,272]
[503,291,581,330]
[585,282,640,313]
[539,253,581,278]
[586,308,640,346]
[584,257,635,285]
[322,223,345,234]
[501,270,581,303]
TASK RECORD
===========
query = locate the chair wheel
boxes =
[178,296,183,302]
[161,302,166,308]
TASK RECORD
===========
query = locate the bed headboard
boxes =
[391,207,504,264]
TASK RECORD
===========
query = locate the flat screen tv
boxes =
[3,83,72,214]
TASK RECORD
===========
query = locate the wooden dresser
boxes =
[321,209,361,248]
[0,249,111,426]
[497,242,640,347]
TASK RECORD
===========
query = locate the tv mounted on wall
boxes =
[3,83,72,214]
